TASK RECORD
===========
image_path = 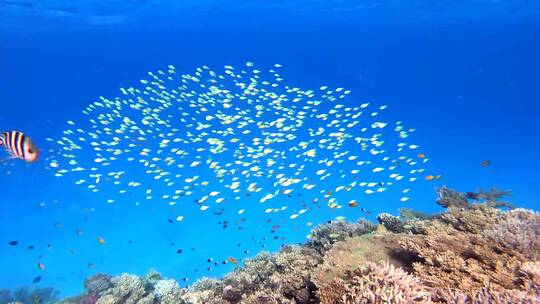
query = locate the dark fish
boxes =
[28,245,35,250]
[176,249,182,254]
[466,192,480,200]
[33,276,42,284]
[8,240,18,246]
[0,131,40,163]
[481,160,491,167]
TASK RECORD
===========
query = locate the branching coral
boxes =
[267,246,322,302]
[221,251,278,295]
[436,186,512,210]
[319,261,430,304]
[66,271,188,304]
[437,204,501,234]
[436,186,469,209]
[189,277,224,303]
[307,219,376,253]
[153,279,185,304]
[398,208,432,221]
[376,213,406,233]
[437,286,539,304]
[84,273,112,296]
[105,274,151,304]
[484,208,540,259]
[398,223,526,295]
[220,246,322,303]
[312,234,417,287]
[0,287,60,304]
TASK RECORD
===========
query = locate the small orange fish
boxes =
[425,174,442,181]
[38,262,45,270]
[481,160,491,167]
[97,237,106,245]
[227,257,238,264]
[348,200,358,208]
[417,153,426,159]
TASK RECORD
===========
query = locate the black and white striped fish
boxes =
[0,131,40,163]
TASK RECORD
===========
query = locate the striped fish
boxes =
[0,131,40,163]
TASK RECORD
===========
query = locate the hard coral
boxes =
[437,286,539,304]
[436,186,469,209]
[188,245,323,303]
[222,251,278,295]
[518,261,540,294]
[153,279,185,304]
[95,273,155,304]
[484,208,540,259]
[341,261,430,304]
[437,204,501,234]
[0,287,60,304]
[268,246,321,302]
[398,222,527,296]
[84,273,112,296]
[376,213,406,233]
[307,219,376,253]
[312,234,416,287]
[188,277,228,304]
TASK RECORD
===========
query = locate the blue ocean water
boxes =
[1,0,539,299]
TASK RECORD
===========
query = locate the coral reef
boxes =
[56,187,539,304]
[436,186,512,209]
[340,261,430,303]
[311,234,417,286]
[0,286,60,304]
[306,219,376,253]
[376,213,406,233]
[485,208,540,259]
[58,270,187,304]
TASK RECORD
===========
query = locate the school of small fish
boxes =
[45,63,431,224]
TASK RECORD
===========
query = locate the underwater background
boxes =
[0,0,539,301]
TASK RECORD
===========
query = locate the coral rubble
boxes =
[56,187,539,304]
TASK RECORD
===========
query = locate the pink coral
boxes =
[341,261,430,304]
[484,209,540,259]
